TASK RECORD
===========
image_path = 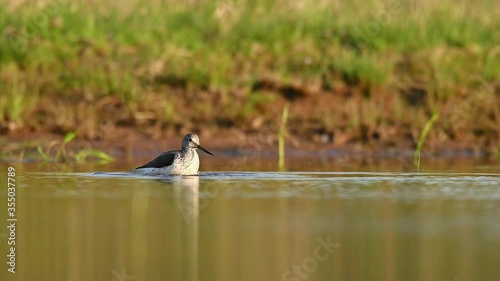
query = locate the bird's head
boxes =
[182,133,214,156]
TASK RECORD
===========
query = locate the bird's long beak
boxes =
[197,145,214,156]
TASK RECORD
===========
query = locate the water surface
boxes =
[1,160,499,281]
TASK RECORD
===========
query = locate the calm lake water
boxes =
[1,157,499,281]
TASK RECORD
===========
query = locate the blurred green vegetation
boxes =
[0,0,499,154]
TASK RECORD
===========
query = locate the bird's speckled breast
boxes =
[169,149,199,175]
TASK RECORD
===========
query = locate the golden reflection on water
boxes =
[1,166,499,281]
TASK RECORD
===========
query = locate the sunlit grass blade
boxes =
[37,146,52,162]
[75,149,115,163]
[278,102,289,171]
[63,131,77,145]
[413,112,439,171]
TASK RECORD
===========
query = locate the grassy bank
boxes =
[0,0,499,156]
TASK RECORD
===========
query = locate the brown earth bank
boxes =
[1,124,495,163]
[1,79,499,160]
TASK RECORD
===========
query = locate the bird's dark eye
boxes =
[188,138,192,142]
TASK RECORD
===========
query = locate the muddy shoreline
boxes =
[2,127,494,163]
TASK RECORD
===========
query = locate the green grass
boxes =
[36,131,114,163]
[0,0,498,154]
[0,131,114,163]
[413,112,439,171]
[2,0,496,91]
[278,102,289,171]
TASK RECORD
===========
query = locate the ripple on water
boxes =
[22,171,500,201]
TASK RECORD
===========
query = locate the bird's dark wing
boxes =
[135,151,179,169]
